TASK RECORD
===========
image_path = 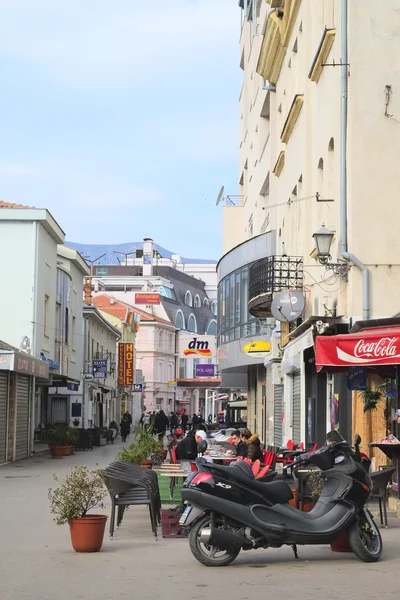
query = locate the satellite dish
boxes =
[271,291,305,323]
[215,186,225,206]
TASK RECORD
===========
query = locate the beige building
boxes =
[218,0,400,449]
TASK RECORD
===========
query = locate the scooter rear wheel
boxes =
[348,514,382,562]
[189,515,240,567]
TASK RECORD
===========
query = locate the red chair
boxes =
[170,446,177,464]
[299,442,304,450]
[287,439,295,451]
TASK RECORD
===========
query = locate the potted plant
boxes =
[65,426,79,455]
[48,466,107,552]
[48,422,68,459]
[73,418,80,427]
[116,426,163,468]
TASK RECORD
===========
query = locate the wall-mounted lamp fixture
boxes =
[312,224,349,280]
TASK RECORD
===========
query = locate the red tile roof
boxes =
[0,201,32,209]
[92,295,173,327]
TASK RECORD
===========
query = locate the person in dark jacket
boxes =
[123,411,132,425]
[120,417,130,442]
[181,410,189,433]
[169,412,178,433]
[246,434,263,462]
[155,410,169,440]
[231,430,247,458]
[175,430,198,460]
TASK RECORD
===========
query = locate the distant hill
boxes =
[65,241,217,265]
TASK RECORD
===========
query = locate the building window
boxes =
[72,316,76,351]
[203,298,210,309]
[328,137,335,151]
[179,358,185,379]
[194,294,201,308]
[44,295,49,337]
[187,314,197,333]
[193,358,200,378]
[207,320,217,335]
[185,291,193,307]
[211,301,217,316]
[158,361,163,382]
[175,310,185,330]
[168,363,173,383]
[65,307,69,345]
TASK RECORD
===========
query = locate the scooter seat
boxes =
[230,462,293,505]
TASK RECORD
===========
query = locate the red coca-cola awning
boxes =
[315,327,400,372]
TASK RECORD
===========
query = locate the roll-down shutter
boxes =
[292,371,301,444]
[273,385,283,447]
[15,375,30,461]
[0,372,8,465]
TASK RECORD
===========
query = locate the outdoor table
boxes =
[207,456,237,463]
[369,443,400,498]
[160,471,188,499]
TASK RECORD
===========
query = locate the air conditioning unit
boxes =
[270,336,282,361]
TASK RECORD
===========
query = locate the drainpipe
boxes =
[340,0,370,320]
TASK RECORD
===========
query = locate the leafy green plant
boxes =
[359,383,389,413]
[116,426,163,464]
[65,426,79,445]
[48,466,106,525]
[48,422,68,445]
[72,418,80,427]
[306,470,324,496]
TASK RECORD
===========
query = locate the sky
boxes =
[0,0,241,260]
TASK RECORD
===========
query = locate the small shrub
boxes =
[48,466,106,525]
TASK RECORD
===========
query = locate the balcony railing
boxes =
[248,255,304,317]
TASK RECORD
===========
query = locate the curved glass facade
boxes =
[217,263,261,345]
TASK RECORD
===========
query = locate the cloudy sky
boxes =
[0,0,241,259]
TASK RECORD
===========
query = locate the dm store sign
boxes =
[179,335,216,359]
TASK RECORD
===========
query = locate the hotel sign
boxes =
[118,343,134,386]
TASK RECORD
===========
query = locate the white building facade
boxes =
[218,0,400,448]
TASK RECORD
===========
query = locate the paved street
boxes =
[0,442,399,600]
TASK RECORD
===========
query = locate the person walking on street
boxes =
[181,410,189,433]
[120,417,130,443]
[123,410,132,425]
[169,411,178,433]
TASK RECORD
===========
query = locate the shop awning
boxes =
[315,327,400,372]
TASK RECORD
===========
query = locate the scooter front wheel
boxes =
[348,512,382,562]
[189,515,240,567]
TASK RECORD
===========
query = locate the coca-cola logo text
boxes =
[354,337,399,359]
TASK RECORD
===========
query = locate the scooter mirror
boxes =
[197,440,208,454]
[354,434,361,447]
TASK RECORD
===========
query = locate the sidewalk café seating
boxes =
[369,466,396,529]
[104,462,161,539]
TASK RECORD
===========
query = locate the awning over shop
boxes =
[315,327,400,372]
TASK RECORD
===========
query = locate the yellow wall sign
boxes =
[243,341,271,358]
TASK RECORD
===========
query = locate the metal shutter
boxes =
[292,371,301,444]
[273,385,283,447]
[51,397,68,423]
[16,375,30,461]
[0,372,8,465]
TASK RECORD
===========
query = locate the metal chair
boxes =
[369,467,396,528]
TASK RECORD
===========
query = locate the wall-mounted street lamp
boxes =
[312,224,349,280]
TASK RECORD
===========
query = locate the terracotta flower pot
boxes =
[140,460,153,469]
[62,446,72,456]
[69,515,108,552]
[70,446,76,455]
[49,445,64,459]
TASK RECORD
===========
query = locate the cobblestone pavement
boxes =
[1,440,400,600]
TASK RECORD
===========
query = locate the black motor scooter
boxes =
[180,431,382,566]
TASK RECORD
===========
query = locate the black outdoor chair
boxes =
[104,462,161,539]
[369,466,396,529]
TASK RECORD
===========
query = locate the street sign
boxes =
[195,364,215,377]
[93,359,108,379]
[168,380,177,387]
[96,267,108,276]
[82,374,94,381]
[133,383,143,392]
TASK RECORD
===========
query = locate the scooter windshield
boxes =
[326,430,345,444]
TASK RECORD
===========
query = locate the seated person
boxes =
[230,430,248,458]
[240,428,252,443]
[247,434,263,462]
[175,430,198,460]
